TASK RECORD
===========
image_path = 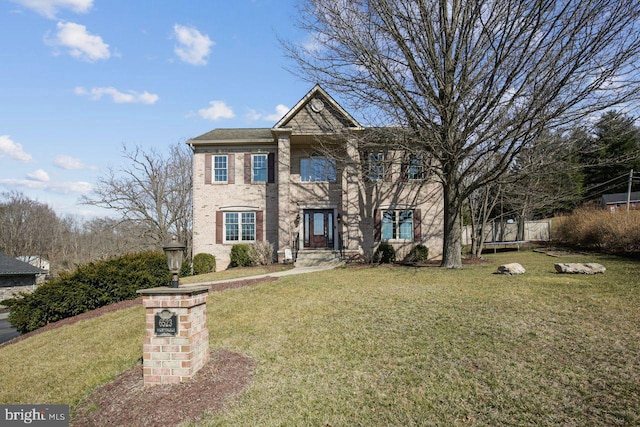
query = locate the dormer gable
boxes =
[272,84,363,135]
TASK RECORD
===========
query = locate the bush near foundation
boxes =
[553,207,640,254]
[404,244,430,263]
[229,244,255,268]
[193,253,216,275]
[374,243,396,263]
[4,251,170,333]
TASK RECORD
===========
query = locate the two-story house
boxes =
[189,85,444,269]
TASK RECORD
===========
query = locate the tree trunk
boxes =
[441,180,463,269]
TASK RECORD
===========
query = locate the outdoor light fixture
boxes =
[337,213,342,223]
[163,235,186,288]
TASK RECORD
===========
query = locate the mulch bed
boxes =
[72,349,255,427]
[2,276,277,425]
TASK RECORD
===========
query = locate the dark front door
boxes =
[303,209,334,249]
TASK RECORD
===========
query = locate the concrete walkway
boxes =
[182,264,338,288]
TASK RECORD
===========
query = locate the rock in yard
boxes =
[554,263,606,274]
[497,263,526,275]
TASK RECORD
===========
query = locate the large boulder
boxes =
[497,263,526,275]
[554,263,606,274]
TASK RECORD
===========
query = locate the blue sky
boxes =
[0,0,315,217]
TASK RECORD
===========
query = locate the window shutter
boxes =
[216,211,223,244]
[228,154,235,184]
[374,210,381,242]
[256,210,264,242]
[413,209,422,242]
[267,153,275,183]
[244,153,251,184]
[204,154,212,184]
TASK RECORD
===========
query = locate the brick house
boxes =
[188,85,444,269]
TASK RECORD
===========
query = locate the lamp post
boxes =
[163,235,186,288]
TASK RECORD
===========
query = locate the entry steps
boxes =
[294,250,344,268]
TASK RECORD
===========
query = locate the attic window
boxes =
[310,98,324,113]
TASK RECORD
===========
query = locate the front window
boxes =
[301,156,336,182]
[382,210,413,240]
[253,154,267,182]
[214,155,228,182]
[225,212,255,242]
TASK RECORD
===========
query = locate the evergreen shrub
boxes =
[404,244,429,263]
[4,251,170,333]
[374,243,396,263]
[229,244,255,268]
[193,253,216,275]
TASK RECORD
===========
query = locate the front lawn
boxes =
[1,251,638,426]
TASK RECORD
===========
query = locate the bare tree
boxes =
[0,191,58,259]
[81,143,193,254]
[285,0,640,267]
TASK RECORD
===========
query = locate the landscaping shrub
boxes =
[229,244,256,268]
[553,207,640,254]
[374,243,396,263]
[4,251,170,333]
[403,244,429,263]
[193,253,216,275]
[251,241,275,266]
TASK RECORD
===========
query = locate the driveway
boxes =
[0,312,20,345]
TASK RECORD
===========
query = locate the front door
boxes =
[303,209,334,249]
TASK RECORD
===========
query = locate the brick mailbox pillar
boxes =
[136,286,210,385]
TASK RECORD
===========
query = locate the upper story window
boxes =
[301,156,336,182]
[405,154,425,180]
[382,210,413,241]
[225,212,255,242]
[253,154,267,182]
[367,152,384,181]
[213,155,228,182]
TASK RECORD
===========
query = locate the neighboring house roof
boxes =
[601,192,640,205]
[0,253,47,276]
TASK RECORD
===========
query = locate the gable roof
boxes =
[0,253,47,276]
[187,85,364,147]
[273,84,363,132]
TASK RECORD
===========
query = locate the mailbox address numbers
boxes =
[154,309,178,336]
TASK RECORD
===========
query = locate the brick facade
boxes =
[189,85,444,268]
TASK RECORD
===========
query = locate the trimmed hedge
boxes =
[193,253,216,275]
[4,251,171,334]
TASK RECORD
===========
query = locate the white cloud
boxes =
[74,86,159,104]
[247,104,289,122]
[12,0,93,19]
[173,24,213,66]
[198,101,235,121]
[53,154,97,170]
[26,169,50,182]
[47,21,110,62]
[0,177,93,194]
[0,135,34,162]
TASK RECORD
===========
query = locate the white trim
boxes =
[219,206,260,211]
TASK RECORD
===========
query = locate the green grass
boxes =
[1,251,639,426]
